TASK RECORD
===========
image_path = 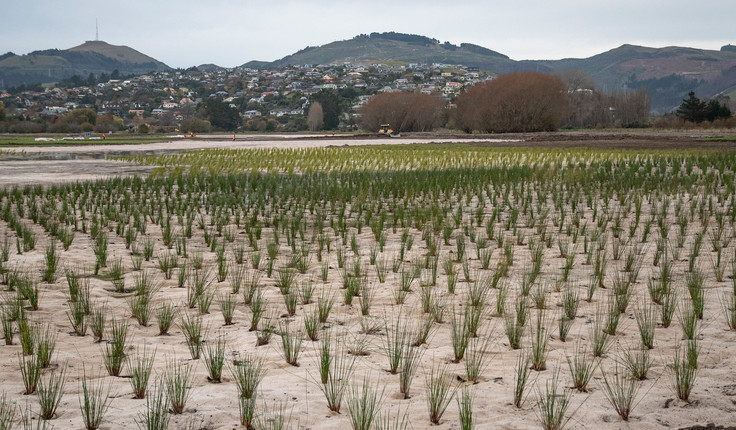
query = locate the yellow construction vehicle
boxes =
[378,124,399,137]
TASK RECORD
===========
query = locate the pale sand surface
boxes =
[3,212,734,429]
[0,137,734,429]
[0,159,153,187]
[3,136,521,154]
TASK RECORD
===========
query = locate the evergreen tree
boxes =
[200,98,240,130]
[705,99,732,121]
[676,92,732,123]
[676,92,707,123]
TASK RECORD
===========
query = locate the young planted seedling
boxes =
[319,338,355,412]
[19,353,41,395]
[531,310,550,371]
[450,307,471,363]
[535,370,571,430]
[219,293,237,325]
[79,367,112,430]
[304,310,320,341]
[0,392,15,429]
[35,323,56,368]
[635,299,657,349]
[566,342,599,392]
[279,320,303,366]
[457,386,474,430]
[179,311,207,360]
[347,376,385,430]
[464,334,492,383]
[89,303,106,343]
[383,312,410,374]
[128,347,156,399]
[600,362,640,421]
[37,366,65,419]
[103,319,129,377]
[678,300,699,340]
[156,301,176,335]
[164,359,193,414]
[425,362,457,425]
[230,353,266,399]
[136,379,169,430]
[672,345,697,401]
[399,341,424,399]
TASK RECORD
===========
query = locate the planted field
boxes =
[1,143,736,428]
[0,135,181,147]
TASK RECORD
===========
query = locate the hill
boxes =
[538,44,736,113]
[245,33,736,113]
[0,41,170,88]
[3,33,735,114]
[243,32,547,74]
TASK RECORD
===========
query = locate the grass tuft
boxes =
[535,370,571,430]
[600,362,640,421]
[425,362,457,425]
[79,367,112,430]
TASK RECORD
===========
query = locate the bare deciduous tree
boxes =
[453,72,570,133]
[358,92,446,132]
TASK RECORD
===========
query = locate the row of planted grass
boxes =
[0,145,735,428]
[123,144,726,175]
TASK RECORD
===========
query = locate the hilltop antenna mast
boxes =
[96,19,99,41]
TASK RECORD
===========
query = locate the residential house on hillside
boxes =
[269,108,304,117]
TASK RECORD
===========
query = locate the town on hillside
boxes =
[0,62,491,133]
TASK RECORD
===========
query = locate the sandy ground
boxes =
[0,160,153,187]
[0,132,735,429]
[3,199,735,430]
[1,136,522,154]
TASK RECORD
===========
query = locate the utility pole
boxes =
[96,19,99,41]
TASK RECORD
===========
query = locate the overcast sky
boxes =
[1,0,733,68]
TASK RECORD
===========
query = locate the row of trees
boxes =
[676,91,732,123]
[179,89,346,133]
[356,71,658,133]
[0,103,128,133]
[355,72,655,134]
[0,106,125,133]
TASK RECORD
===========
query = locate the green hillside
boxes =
[245,33,736,113]
[3,32,734,114]
[0,41,170,88]
[537,44,736,113]
[244,32,547,74]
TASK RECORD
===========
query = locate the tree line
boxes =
[676,91,731,123]
[356,71,653,133]
[2,71,732,134]
[357,71,735,133]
